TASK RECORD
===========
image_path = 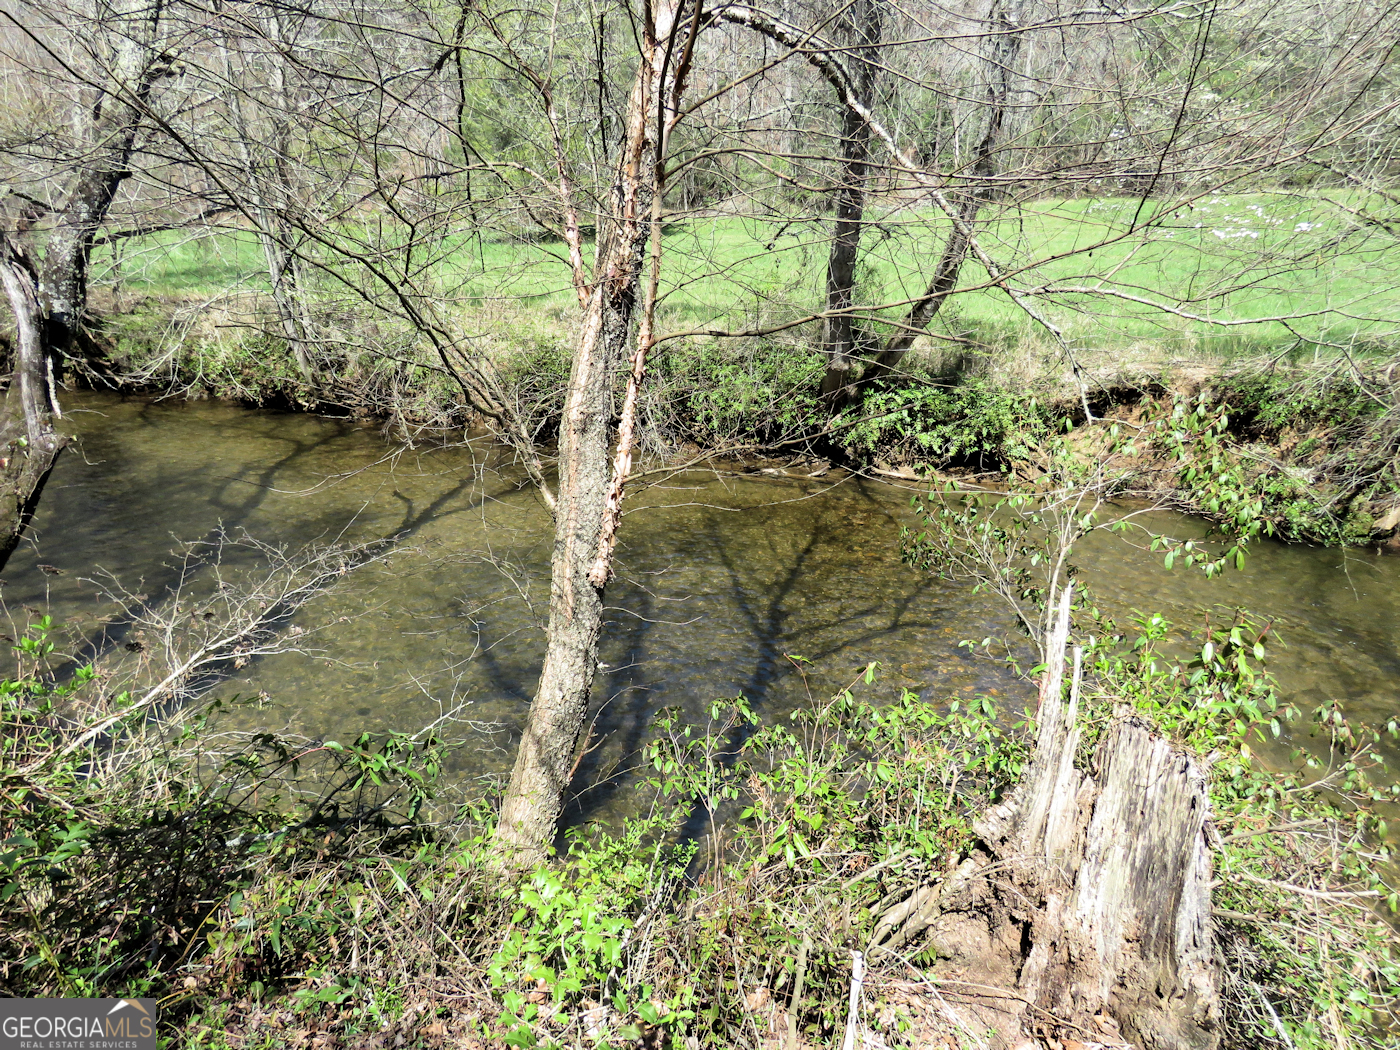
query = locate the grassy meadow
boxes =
[94,191,1400,365]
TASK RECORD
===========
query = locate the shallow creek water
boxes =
[10,392,1400,823]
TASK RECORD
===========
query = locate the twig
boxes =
[1225,867,1381,904]
[785,933,811,1050]
[567,717,609,780]
[10,535,394,780]
[841,950,865,1050]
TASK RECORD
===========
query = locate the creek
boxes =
[13,392,1400,824]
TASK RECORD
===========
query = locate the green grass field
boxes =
[95,191,1400,360]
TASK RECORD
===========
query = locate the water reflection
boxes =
[10,392,1399,823]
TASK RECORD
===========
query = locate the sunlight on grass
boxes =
[94,192,1400,357]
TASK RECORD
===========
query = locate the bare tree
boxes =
[212,2,318,382]
[862,0,1021,386]
[0,0,188,563]
[820,0,883,403]
[3,0,181,356]
[494,0,703,859]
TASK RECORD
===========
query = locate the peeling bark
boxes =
[494,0,697,862]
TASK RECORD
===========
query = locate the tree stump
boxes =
[876,585,1220,1050]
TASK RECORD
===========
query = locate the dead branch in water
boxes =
[8,529,398,781]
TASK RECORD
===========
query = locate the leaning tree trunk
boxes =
[859,0,1022,387]
[0,117,150,570]
[870,585,1220,1050]
[0,0,163,570]
[493,0,693,862]
[819,0,882,405]
[0,235,68,572]
[491,277,631,859]
[38,0,168,363]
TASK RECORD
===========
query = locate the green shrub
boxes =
[660,339,825,445]
[840,381,1055,468]
[1158,391,1393,545]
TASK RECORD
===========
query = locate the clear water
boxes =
[11,392,1399,823]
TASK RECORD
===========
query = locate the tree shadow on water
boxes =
[28,405,521,704]
[559,477,949,848]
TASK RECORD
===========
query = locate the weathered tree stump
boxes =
[875,585,1220,1050]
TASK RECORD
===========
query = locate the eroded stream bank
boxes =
[13,391,1400,819]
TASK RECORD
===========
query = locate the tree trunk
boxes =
[218,9,316,385]
[494,0,694,862]
[257,10,316,384]
[871,585,1221,1049]
[38,165,123,361]
[0,0,166,566]
[819,0,882,404]
[257,224,315,382]
[38,0,168,363]
[492,283,627,859]
[861,0,1021,386]
[0,235,67,572]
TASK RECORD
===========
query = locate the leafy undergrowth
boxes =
[3,602,1398,1050]
[92,297,1400,550]
[1205,367,1400,544]
[836,379,1056,472]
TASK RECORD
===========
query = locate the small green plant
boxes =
[839,382,1054,469]
[486,818,695,1048]
[1160,382,1400,546]
[644,667,1027,879]
[1,616,454,1002]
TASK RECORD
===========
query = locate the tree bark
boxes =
[0,234,67,572]
[39,164,124,361]
[220,9,316,384]
[37,0,170,363]
[861,0,1021,386]
[494,0,696,862]
[0,0,167,567]
[871,585,1221,1049]
[819,0,882,404]
[492,277,627,860]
